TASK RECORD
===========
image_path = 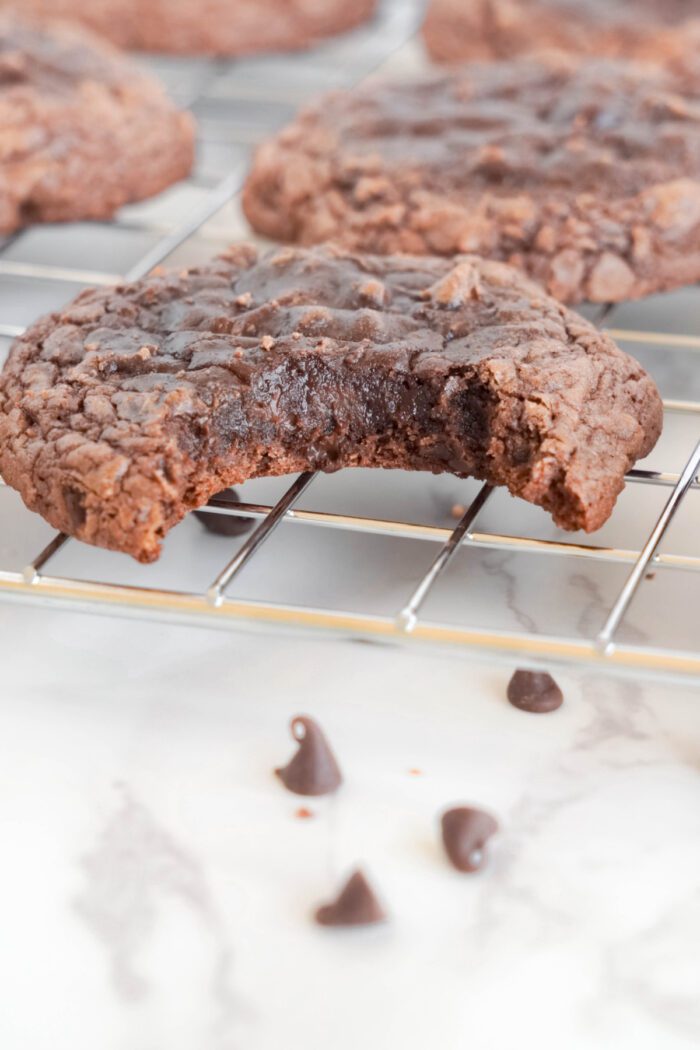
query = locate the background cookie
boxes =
[0,16,194,235]
[243,55,700,303]
[0,245,661,562]
[422,0,700,66]
[5,0,378,56]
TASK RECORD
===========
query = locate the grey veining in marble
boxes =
[0,605,698,1050]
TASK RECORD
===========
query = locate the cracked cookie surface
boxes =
[7,0,377,56]
[423,0,700,66]
[0,15,194,235]
[243,55,700,303]
[0,245,662,562]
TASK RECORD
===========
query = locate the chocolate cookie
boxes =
[423,0,700,66]
[243,54,700,303]
[0,15,194,236]
[0,245,662,562]
[9,0,377,56]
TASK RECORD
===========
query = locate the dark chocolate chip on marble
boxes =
[441,806,499,873]
[315,869,386,927]
[507,669,563,713]
[275,715,342,796]
[193,488,254,537]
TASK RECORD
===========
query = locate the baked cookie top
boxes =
[0,245,661,562]
[423,0,700,65]
[243,54,700,303]
[0,15,194,235]
[6,0,377,56]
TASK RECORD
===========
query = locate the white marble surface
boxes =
[0,603,698,1050]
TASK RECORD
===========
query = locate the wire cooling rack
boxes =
[0,1,698,680]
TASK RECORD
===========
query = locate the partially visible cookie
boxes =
[7,0,377,56]
[0,245,662,562]
[423,0,700,66]
[243,54,700,303]
[0,15,194,235]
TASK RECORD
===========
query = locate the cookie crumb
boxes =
[425,261,482,307]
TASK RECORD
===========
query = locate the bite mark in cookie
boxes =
[0,246,662,562]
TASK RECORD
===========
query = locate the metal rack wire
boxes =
[0,1,699,679]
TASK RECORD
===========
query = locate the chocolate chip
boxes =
[193,488,254,537]
[275,715,342,796]
[63,486,86,528]
[507,669,563,713]
[441,807,499,873]
[314,869,386,927]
